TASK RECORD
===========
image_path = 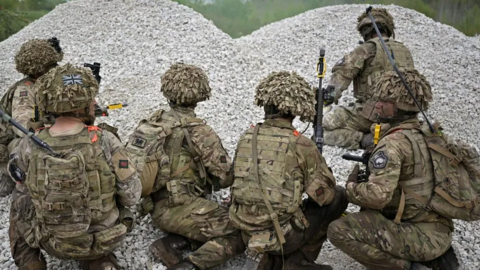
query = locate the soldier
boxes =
[0,38,63,197]
[128,63,244,270]
[8,63,141,270]
[229,71,348,270]
[322,8,415,150]
[327,69,458,269]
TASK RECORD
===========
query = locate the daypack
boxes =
[397,125,480,221]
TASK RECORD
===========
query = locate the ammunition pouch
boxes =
[247,223,292,253]
[93,223,127,254]
[166,180,204,206]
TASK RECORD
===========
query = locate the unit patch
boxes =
[62,74,83,86]
[132,136,147,148]
[119,160,129,169]
[19,91,28,97]
[315,187,324,196]
[220,155,227,163]
[370,151,388,169]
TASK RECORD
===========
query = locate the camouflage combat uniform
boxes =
[323,8,414,150]
[128,63,244,270]
[0,39,63,197]
[9,64,141,269]
[328,69,453,270]
[230,71,348,270]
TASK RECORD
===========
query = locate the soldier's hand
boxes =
[347,164,360,186]
[323,85,336,106]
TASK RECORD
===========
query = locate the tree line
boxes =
[1,0,478,42]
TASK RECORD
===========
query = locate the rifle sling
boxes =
[252,124,286,246]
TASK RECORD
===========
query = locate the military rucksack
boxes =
[25,127,126,259]
[396,125,480,222]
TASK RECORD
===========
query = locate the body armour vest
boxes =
[231,124,304,229]
[26,127,126,260]
[353,38,414,102]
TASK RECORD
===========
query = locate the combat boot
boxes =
[284,250,332,270]
[420,246,461,270]
[150,234,191,268]
[167,259,198,270]
[78,254,120,270]
[0,173,15,197]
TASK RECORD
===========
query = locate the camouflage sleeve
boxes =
[346,133,410,209]
[11,82,36,137]
[190,124,233,188]
[297,135,336,206]
[7,136,31,181]
[328,43,376,100]
[103,131,141,207]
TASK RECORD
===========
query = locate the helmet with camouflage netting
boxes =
[161,63,211,105]
[36,63,99,113]
[255,71,315,122]
[357,8,395,40]
[15,38,64,76]
[372,68,432,112]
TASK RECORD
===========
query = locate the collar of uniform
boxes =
[384,118,421,135]
[263,118,294,130]
[170,105,196,118]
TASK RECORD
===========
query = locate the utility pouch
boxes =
[48,234,93,258]
[248,223,292,253]
[93,223,127,253]
[166,180,187,206]
[360,99,378,122]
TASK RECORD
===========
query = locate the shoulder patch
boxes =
[370,151,388,169]
[119,160,129,169]
[132,136,147,148]
[220,155,227,163]
[19,91,28,97]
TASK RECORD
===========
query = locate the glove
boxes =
[323,85,336,106]
[347,164,360,186]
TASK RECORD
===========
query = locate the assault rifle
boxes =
[95,103,129,117]
[314,48,326,154]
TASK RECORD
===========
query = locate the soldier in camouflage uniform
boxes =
[8,63,141,270]
[129,63,244,270]
[323,8,415,150]
[0,38,63,197]
[229,71,348,270]
[327,69,456,270]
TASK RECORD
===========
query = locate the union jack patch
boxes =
[62,74,83,86]
[19,91,28,97]
[119,160,129,169]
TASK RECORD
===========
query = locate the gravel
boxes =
[0,1,479,269]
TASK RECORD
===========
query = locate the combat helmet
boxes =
[15,38,64,76]
[161,63,211,105]
[36,63,99,114]
[255,71,316,122]
[357,8,395,40]
[372,68,432,112]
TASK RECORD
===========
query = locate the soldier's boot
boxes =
[166,259,198,270]
[78,254,120,270]
[149,234,191,268]
[0,173,15,197]
[284,250,332,270]
[419,246,461,270]
[18,257,47,270]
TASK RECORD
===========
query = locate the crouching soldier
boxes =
[229,71,348,270]
[8,63,141,270]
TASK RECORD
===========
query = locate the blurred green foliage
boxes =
[175,0,480,38]
[0,0,478,41]
[0,0,65,42]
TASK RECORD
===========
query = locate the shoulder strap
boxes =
[170,109,218,190]
[252,124,286,246]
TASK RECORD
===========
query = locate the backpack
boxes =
[398,124,480,221]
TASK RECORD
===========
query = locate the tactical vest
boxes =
[232,125,304,220]
[25,127,126,260]
[353,38,414,102]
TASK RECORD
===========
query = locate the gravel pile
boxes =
[0,1,479,269]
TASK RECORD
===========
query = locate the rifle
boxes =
[314,48,326,154]
[95,103,128,117]
[342,153,369,183]
[84,62,102,84]
[0,109,58,156]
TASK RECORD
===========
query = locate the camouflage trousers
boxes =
[9,187,47,270]
[151,195,245,269]
[323,103,374,150]
[327,210,452,270]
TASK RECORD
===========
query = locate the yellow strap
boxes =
[374,124,381,145]
[393,189,406,224]
[252,124,286,246]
